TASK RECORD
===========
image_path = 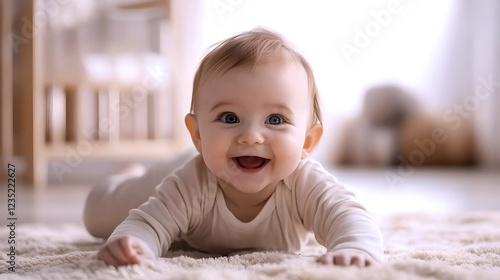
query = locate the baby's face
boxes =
[189,59,314,194]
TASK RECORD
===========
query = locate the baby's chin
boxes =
[208,162,287,193]
[217,176,271,194]
[231,181,271,194]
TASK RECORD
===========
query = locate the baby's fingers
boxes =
[317,251,373,267]
[119,237,141,264]
[97,246,121,267]
[317,254,352,266]
[334,254,352,266]
[316,253,333,265]
[343,255,367,267]
[97,236,142,267]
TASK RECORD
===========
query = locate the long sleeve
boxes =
[107,155,208,257]
[291,160,384,262]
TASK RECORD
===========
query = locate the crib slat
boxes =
[108,87,120,142]
[0,0,14,167]
[14,0,46,187]
[65,85,78,142]
[45,86,66,144]
[133,89,149,140]
[119,89,134,140]
[97,89,109,141]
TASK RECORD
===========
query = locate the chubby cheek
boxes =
[271,133,304,174]
[199,128,233,173]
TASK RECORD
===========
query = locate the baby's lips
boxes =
[232,156,271,172]
[235,156,267,169]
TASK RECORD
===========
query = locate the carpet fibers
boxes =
[1,212,500,279]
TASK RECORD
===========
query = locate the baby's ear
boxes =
[185,113,202,153]
[301,123,323,159]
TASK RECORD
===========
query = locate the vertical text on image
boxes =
[6,163,17,273]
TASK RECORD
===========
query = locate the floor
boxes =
[2,162,499,227]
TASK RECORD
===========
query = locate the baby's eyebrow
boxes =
[209,102,233,113]
[209,102,294,116]
[267,104,294,116]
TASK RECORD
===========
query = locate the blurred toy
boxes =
[333,84,475,166]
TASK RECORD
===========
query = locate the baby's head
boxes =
[185,28,323,193]
[190,28,322,127]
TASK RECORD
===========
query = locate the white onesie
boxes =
[109,155,383,261]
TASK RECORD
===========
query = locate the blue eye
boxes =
[266,115,283,125]
[219,112,240,124]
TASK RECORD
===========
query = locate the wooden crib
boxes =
[1,0,203,188]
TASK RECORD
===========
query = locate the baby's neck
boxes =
[218,178,277,207]
[218,179,278,222]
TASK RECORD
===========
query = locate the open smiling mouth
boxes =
[233,156,270,171]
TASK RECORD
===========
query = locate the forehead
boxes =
[198,60,309,110]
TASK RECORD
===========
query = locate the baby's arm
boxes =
[96,196,180,267]
[293,161,383,267]
[96,156,203,267]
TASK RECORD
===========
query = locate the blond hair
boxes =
[190,28,322,126]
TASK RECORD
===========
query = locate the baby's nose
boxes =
[237,125,265,145]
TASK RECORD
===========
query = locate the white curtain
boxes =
[429,0,500,167]
[472,0,500,167]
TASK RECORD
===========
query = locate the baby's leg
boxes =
[83,150,197,238]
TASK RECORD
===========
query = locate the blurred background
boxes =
[1,0,499,221]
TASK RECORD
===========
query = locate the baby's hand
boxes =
[97,235,154,267]
[317,249,376,267]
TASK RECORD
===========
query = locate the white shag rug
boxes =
[1,212,500,280]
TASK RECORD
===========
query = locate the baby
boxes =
[89,28,383,267]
